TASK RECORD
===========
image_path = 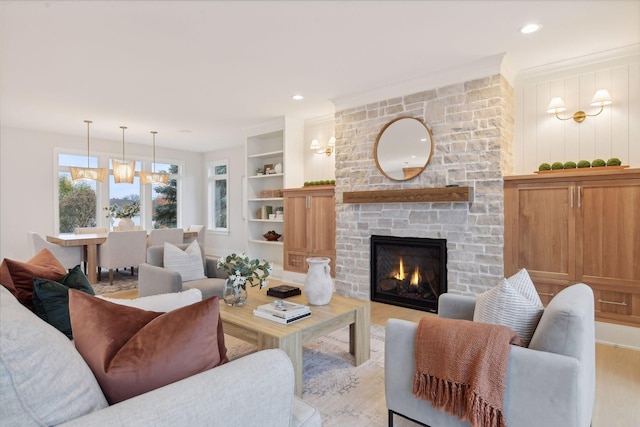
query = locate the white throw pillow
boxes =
[163,241,206,282]
[473,269,544,347]
[97,288,203,312]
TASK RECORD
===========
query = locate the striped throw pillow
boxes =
[163,241,206,282]
[473,269,544,347]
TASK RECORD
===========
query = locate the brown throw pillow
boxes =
[0,249,67,311]
[68,290,228,404]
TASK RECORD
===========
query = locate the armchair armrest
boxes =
[137,263,182,297]
[59,350,306,427]
[438,293,476,320]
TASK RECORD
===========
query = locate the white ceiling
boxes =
[1,1,639,152]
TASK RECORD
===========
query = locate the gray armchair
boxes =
[385,283,595,427]
[138,243,227,299]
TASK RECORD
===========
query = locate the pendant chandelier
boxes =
[140,131,169,185]
[112,125,136,183]
[69,120,107,182]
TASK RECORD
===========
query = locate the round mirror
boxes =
[374,117,434,181]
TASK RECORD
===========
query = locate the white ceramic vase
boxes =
[118,218,135,231]
[304,257,334,305]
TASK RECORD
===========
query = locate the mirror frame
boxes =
[374,116,434,181]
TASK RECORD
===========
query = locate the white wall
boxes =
[514,45,640,174]
[0,126,204,262]
[202,145,247,257]
[303,115,336,182]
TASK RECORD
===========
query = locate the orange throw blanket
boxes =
[412,316,522,427]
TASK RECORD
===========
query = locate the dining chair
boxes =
[27,232,82,270]
[184,225,205,245]
[97,230,147,285]
[147,228,184,247]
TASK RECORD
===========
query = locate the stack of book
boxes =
[253,300,311,324]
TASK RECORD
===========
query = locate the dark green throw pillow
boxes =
[32,265,95,339]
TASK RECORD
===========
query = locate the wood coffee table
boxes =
[218,280,370,397]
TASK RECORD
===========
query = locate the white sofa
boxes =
[0,286,321,426]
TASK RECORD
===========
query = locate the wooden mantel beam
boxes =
[342,186,472,204]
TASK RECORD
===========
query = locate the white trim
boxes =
[595,321,640,350]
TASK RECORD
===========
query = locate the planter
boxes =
[223,280,247,306]
[118,218,135,231]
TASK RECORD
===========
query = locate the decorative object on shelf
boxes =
[309,136,336,156]
[304,257,334,305]
[112,126,136,183]
[259,189,283,198]
[546,89,612,123]
[69,120,107,182]
[264,164,274,174]
[274,162,283,173]
[374,117,434,181]
[217,252,272,306]
[104,202,141,230]
[263,230,281,241]
[255,167,265,175]
[140,131,169,185]
[536,158,628,174]
[303,180,336,186]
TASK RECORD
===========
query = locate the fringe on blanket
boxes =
[413,371,507,427]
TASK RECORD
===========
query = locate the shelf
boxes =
[249,219,284,223]
[249,173,284,179]
[249,239,284,245]
[343,186,472,204]
[248,150,284,159]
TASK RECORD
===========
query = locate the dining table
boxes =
[47,230,198,284]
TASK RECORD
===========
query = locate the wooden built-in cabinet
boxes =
[504,168,640,326]
[283,186,336,277]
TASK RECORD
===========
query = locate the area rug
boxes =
[91,269,139,295]
[225,324,419,427]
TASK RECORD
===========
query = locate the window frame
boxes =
[207,159,230,235]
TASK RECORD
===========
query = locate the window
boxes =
[207,160,229,233]
[151,163,179,229]
[56,151,182,233]
[58,154,99,233]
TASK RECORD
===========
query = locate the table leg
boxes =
[86,244,98,284]
[259,332,304,397]
[350,303,370,365]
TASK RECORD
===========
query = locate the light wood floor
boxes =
[105,290,638,426]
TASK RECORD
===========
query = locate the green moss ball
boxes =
[577,160,591,168]
[538,163,551,171]
[592,158,606,167]
[551,162,564,170]
[563,161,577,169]
[607,157,622,166]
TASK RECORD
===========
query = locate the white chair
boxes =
[27,232,82,270]
[147,228,184,247]
[97,230,147,286]
[184,225,205,245]
[113,225,143,231]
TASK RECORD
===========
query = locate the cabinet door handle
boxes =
[570,186,574,209]
[306,195,310,209]
[538,292,555,297]
[577,185,582,208]
[598,299,627,307]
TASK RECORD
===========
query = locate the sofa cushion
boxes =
[0,248,67,311]
[69,290,228,404]
[32,265,95,339]
[97,288,202,311]
[473,269,544,347]
[163,241,206,282]
[0,286,108,425]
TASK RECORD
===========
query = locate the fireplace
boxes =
[370,235,447,313]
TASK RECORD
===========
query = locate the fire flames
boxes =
[393,258,420,286]
[410,267,420,286]
[394,258,405,280]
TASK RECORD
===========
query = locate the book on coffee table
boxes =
[266,284,301,298]
[255,301,310,319]
[253,309,311,324]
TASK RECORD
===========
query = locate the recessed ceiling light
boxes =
[292,94,304,101]
[520,23,541,34]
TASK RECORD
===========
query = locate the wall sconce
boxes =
[310,136,335,156]
[546,89,612,123]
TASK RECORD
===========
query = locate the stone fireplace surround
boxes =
[333,73,514,301]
